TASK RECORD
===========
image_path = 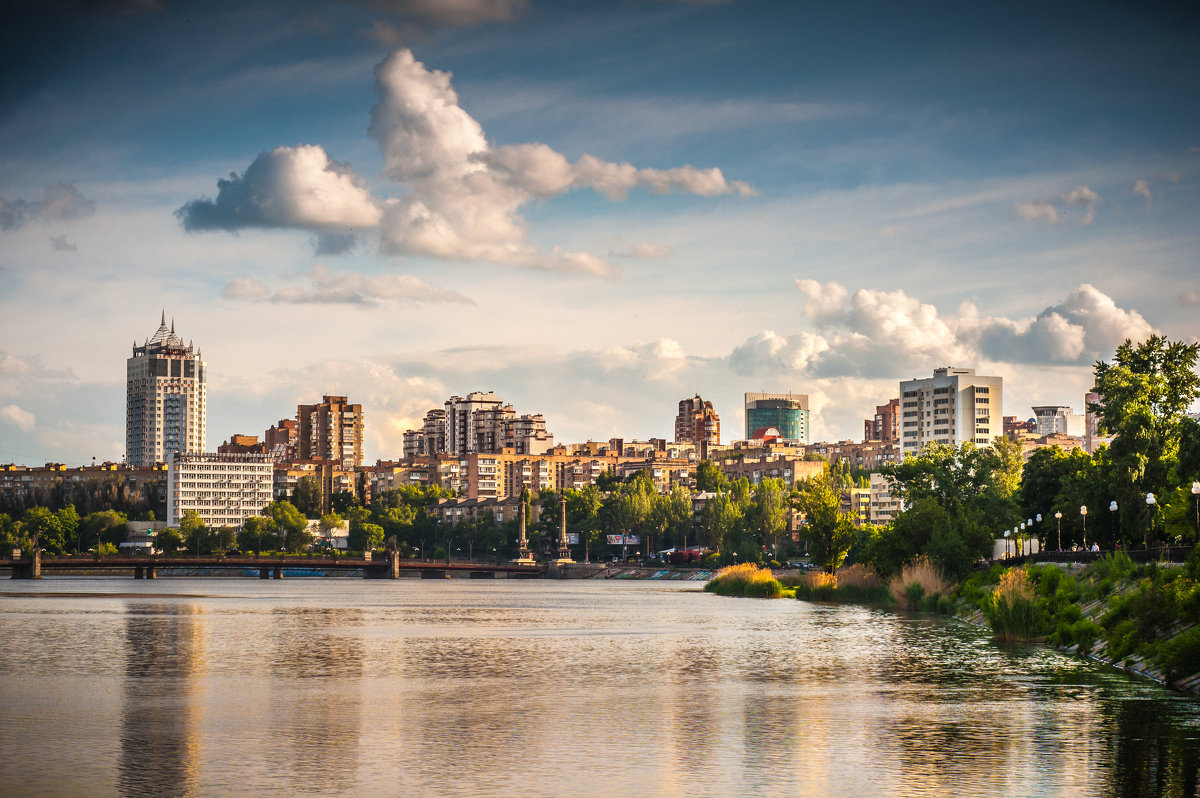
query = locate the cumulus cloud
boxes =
[1014,185,1102,225]
[725,282,1154,381]
[223,265,472,306]
[49,234,77,252]
[181,49,749,275]
[611,241,672,259]
[0,405,36,433]
[1133,179,1152,209]
[177,145,382,232]
[1179,290,1200,307]
[0,184,95,231]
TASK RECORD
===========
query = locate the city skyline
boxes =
[2,1,1198,466]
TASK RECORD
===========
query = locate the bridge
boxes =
[2,549,545,580]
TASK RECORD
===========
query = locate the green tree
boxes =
[22,507,66,554]
[749,477,791,559]
[79,509,127,552]
[179,510,208,554]
[239,515,279,553]
[649,486,693,553]
[269,500,312,552]
[1092,335,1200,545]
[695,460,728,493]
[349,522,385,552]
[793,469,857,572]
[155,528,182,553]
[697,492,740,555]
[56,506,80,553]
[291,476,323,518]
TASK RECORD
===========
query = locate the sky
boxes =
[1,0,1198,466]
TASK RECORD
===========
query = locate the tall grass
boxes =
[985,568,1043,643]
[704,563,783,599]
[794,563,889,603]
[888,556,952,610]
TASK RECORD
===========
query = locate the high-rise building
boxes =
[744,392,809,443]
[899,367,1003,457]
[166,451,273,528]
[126,313,207,467]
[297,395,363,468]
[263,419,298,461]
[414,393,554,457]
[863,398,900,445]
[675,395,720,447]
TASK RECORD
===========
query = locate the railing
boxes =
[995,545,1194,567]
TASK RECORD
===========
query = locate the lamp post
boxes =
[1004,528,1010,559]
[1020,522,1027,557]
[1109,501,1118,549]
[1026,518,1034,556]
[1055,511,1062,552]
[1192,482,1200,541]
[1145,493,1156,550]
[1080,505,1088,549]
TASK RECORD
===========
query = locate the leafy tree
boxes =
[698,492,741,554]
[331,490,359,515]
[595,469,622,492]
[238,515,279,553]
[79,510,127,552]
[649,486,693,553]
[349,522,384,552]
[291,476,323,518]
[56,506,80,553]
[748,478,791,557]
[268,501,310,551]
[22,507,66,554]
[793,469,856,572]
[155,528,182,554]
[179,510,208,554]
[1092,335,1200,542]
[694,460,728,493]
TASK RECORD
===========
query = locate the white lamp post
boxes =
[1004,528,1010,559]
[1191,482,1200,541]
[1080,505,1088,549]
[1055,511,1062,552]
[1109,500,1118,549]
[1145,493,1156,549]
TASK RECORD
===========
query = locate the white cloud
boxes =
[1177,290,1200,307]
[1133,179,1152,209]
[610,241,672,259]
[0,405,35,432]
[1014,185,1102,225]
[180,49,750,276]
[0,184,95,231]
[224,265,473,306]
[177,145,382,231]
[49,234,77,252]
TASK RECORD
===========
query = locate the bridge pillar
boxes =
[388,550,400,579]
[145,564,156,580]
[10,546,41,579]
[272,565,282,579]
[134,565,144,579]
[259,566,270,579]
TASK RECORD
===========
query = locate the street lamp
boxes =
[1080,505,1088,550]
[1004,528,1010,558]
[1109,501,1118,549]
[1055,511,1062,552]
[1034,514,1042,555]
[1020,522,1027,556]
[1026,518,1033,556]
[1191,482,1200,541]
[1145,493,1156,549]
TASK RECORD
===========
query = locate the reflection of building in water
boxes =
[119,604,205,798]
[269,607,364,791]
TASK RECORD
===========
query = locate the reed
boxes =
[889,555,952,610]
[704,563,783,598]
[985,568,1042,642]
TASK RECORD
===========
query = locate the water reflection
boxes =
[119,603,205,798]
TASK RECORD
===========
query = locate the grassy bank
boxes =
[957,550,1200,690]
[704,563,788,598]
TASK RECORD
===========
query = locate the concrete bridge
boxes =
[2,549,545,580]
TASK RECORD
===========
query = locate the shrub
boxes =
[794,570,837,601]
[889,555,952,610]
[1050,618,1103,654]
[705,563,782,598]
[985,568,1043,643]
[1156,627,1200,684]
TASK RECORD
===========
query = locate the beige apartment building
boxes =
[297,395,364,468]
[900,367,1003,456]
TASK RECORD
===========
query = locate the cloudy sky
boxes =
[2,0,1198,466]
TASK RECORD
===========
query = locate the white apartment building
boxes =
[869,472,903,524]
[899,367,1003,457]
[126,313,206,466]
[167,452,273,528]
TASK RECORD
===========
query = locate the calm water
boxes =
[1,577,1198,798]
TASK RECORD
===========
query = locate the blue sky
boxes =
[1,0,1197,465]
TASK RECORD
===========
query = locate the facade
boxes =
[899,367,1003,456]
[745,392,810,443]
[1083,391,1115,453]
[868,473,902,525]
[0,461,166,512]
[263,419,298,461]
[297,395,364,468]
[714,454,824,486]
[126,313,207,467]
[166,451,273,528]
[864,398,900,445]
[675,395,721,447]
[217,434,264,454]
[1032,405,1085,437]
[409,394,554,458]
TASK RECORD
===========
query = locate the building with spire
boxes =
[126,312,207,467]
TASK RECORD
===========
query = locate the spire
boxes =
[161,308,165,326]
[170,317,175,334]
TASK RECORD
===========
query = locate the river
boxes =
[0,577,1197,797]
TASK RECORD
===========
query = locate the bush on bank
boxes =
[704,563,784,599]
[793,563,891,604]
[959,550,1200,685]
